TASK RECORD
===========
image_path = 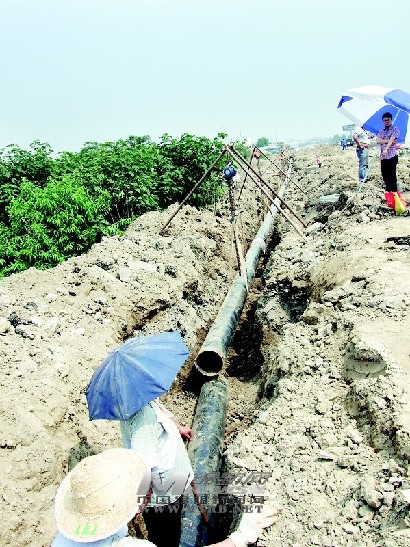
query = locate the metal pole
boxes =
[254,145,307,196]
[271,201,308,241]
[229,146,307,228]
[233,152,307,229]
[227,180,248,289]
[233,160,306,238]
[237,146,255,202]
[160,147,228,234]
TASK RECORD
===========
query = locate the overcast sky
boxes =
[1,0,410,152]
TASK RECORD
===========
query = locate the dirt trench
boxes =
[167,146,410,546]
[2,146,410,547]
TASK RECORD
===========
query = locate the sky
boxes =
[1,0,410,153]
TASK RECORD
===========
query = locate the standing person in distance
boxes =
[376,112,400,192]
[353,126,370,185]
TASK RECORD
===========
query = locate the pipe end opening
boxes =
[196,350,223,376]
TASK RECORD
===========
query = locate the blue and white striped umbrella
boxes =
[337,85,410,143]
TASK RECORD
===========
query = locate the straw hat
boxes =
[55,448,149,543]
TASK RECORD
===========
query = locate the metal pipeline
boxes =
[179,163,293,546]
[180,379,228,547]
[195,167,292,376]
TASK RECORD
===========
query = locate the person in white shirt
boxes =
[51,448,279,547]
[353,126,371,184]
[120,399,194,547]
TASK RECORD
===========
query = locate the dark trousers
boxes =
[381,155,398,192]
[143,497,183,547]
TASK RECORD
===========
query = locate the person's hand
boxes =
[178,425,194,441]
[228,503,280,547]
[381,148,388,157]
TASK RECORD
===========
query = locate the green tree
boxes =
[156,133,226,208]
[0,132,231,277]
[53,137,160,222]
[0,141,54,224]
[256,137,269,147]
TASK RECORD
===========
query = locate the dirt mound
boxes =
[0,189,263,546]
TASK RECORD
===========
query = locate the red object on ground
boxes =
[385,191,395,209]
[385,191,406,211]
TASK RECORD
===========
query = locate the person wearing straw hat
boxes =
[51,448,153,546]
[85,331,194,547]
[51,448,280,547]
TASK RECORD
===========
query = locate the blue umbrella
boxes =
[86,331,190,420]
[337,85,410,143]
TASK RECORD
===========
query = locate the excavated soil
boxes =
[2,145,410,547]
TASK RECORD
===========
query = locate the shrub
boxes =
[0,176,110,276]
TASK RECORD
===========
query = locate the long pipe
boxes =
[180,380,228,547]
[195,165,292,376]
[179,166,292,546]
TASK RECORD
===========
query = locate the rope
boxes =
[191,480,209,524]
[228,180,248,289]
